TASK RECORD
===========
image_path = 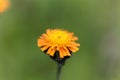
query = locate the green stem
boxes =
[56,63,63,80]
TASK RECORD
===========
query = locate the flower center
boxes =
[49,30,70,45]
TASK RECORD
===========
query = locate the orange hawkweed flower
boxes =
[0,0,10,14]
[37,29,80,64]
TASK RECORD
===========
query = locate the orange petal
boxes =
[47,46,56,56]
[41,45,50,51]
[59,50,64,58]
[69,42,80,47]
[68,46,79,53]
[72,36,78,41]
[58,46,70,58]
[46,29,51,35]
[41,33,49,40]
[37,39,49,47]
[63,46,71,56]
[60,46,71,56]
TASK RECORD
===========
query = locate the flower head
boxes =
[37,29,80,63]
[0,0,10,14]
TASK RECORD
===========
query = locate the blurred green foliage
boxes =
[0,0,120,80]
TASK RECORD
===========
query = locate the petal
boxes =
[47,46,56,56]
[63,46,71,56]
[61,45,71,56]
[69,42,80,47]
[37,38,50,47]
[46,29,51,35]
[59,50,64,58]
[72,36,78,41]
[41,34,48,39]
[68,46,79,53]
[58,46,71,58]
[37,39,43,47]
[41,45,50,51]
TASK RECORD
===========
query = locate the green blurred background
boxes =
[0,0,120,80]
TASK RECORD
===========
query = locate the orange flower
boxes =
[0,0,10,14]
[37,29,80,59]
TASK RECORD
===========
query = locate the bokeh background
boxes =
[0,0,120,80]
